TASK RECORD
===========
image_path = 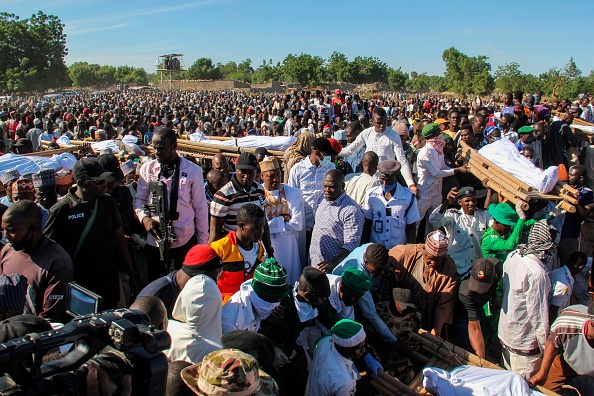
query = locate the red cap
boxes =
[327,138,343,156]
[183,245,221,267]
[335,89,341,94]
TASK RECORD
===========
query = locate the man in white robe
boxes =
[260,156,304,283]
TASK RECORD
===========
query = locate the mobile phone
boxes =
[66,282,103,317]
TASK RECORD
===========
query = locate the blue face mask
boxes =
[381,183,398,192]
[320,155,332,166]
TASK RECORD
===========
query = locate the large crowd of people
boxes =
[0,87,593,395]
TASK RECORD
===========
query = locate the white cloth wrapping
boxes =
[0,153,77,177]
[478,139,558,193]
[165,275,222,364]
[201,135,297,151]
[90,139,145,156]
[422,366,545,396]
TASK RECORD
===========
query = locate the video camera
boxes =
[0,309,170,395]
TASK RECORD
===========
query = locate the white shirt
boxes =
[306,337,359,396]
[416,144,455,197]
[166,275,222,363]
[339,126,415,186]
[326,275,354,320]
[428,207,491,275]
[362,185,420,249]
[221,280,279,334]
[548,265,574,311]
[498,251,551,353]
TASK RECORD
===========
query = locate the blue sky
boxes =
[6,0,594,77]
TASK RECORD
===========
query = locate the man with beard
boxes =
[1,200,73,322]
[136,128,210,282]
[416,123,467,236]
[389,230,458,337]
[260,156,304,282]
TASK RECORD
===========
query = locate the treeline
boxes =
[2,11,593,99]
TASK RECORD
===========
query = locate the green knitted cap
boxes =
[252,258,290,300]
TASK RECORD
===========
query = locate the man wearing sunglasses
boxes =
[44,158,134,310]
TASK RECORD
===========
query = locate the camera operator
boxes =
[1,200,73,322]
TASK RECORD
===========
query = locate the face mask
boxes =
[381,183,398,192]
[491,136,501,141]
[320,155,332,166]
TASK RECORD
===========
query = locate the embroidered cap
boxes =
[331,319,366,347]
[340,267,372,294]
[424,230,449,257]
[0,168,21,186]
[32,169,56,188]
[259,156,280,173]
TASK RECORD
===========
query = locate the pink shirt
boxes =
[134,156,209,247]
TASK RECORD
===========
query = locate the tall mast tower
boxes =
[155,54,185,91]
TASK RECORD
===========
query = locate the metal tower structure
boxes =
[155,54,186,91]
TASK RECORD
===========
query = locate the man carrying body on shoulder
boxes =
[429,187,491,277]
[44,158,132,310]
[310,169,363,273]
[362,160,420,249]
[0,200,73,323]
[416,123,467,236]
[344,151,380,207]
[135,128,209,282]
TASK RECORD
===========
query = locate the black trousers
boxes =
[145,235,197,283]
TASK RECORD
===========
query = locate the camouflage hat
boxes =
[180,348,278,395]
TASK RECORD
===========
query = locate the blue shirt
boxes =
[332,244,397,343]
[136,270,180,318]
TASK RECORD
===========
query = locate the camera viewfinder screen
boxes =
[69,287,98,316]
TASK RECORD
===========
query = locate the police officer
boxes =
[428,186,491,277]
[361,160,420,248]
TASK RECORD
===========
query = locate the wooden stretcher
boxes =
[458,141,577,213]
[58,138,286,165]
[371,330,558,396]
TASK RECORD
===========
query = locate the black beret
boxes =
[303,267,330,298]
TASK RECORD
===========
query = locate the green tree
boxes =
[442,47,494,95]
[0,11,69,92]
[68,62,99,88]
[494,62,525,93]
[252,59,282,83]
[387,67,408,90]
[96,65,116,88]
[114,65,148,85]
[187,57,220,80]
[326,52,352,82]
[405,73,430,92]
[564,57,581,79]
[350,56,388,84]
[282,53,325,87]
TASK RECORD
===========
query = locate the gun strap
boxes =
[169,156,181,221]
[73,199,99,261]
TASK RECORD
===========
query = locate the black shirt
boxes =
[44,188,123,309]
[543,120,577,169]
[454,278,490,322]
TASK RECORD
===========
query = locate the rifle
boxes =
[144,181,177,266]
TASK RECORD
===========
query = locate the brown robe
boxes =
[389,244,459,332]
